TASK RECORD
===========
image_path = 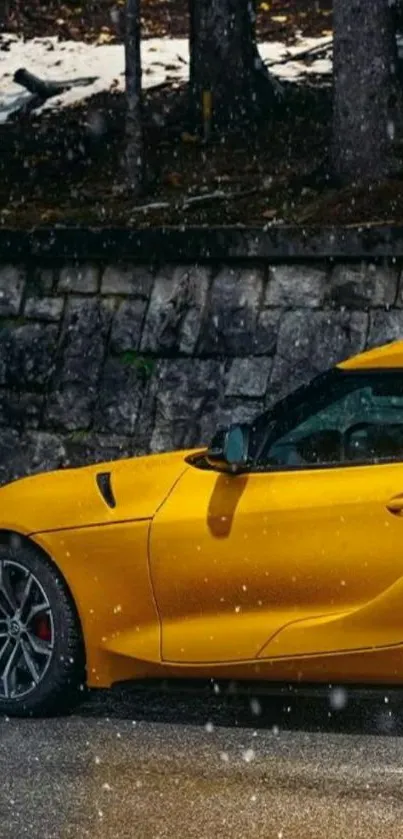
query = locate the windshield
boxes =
[248,368,403,468]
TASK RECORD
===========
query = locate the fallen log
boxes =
[13,68,98,100]
[264,39,332,70]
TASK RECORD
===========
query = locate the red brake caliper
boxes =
[34,615,52,642]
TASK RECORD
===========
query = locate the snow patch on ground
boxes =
[0,33,332,123]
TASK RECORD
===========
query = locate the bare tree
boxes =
[189,0,281,133]
[0,1,9,29]
[332,0,402,181]
[125,0,143,194]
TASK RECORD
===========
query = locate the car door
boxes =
[149,369,403,665]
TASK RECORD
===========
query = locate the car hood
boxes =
[0,450,195,535]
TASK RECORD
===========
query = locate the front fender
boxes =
[33,519,162,688]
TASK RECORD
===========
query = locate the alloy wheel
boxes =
[0,559,54,700]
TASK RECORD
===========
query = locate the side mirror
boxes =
[206,424,250,473]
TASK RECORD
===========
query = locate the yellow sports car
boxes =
[4,339,403,716]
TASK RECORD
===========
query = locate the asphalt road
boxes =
[2,685,403,839]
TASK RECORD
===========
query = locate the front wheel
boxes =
[0,540,85,717]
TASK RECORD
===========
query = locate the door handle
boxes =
[386,496,403,515]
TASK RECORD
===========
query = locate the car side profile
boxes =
[4,340,403,716]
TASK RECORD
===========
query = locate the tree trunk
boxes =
[332,0,402,181]
[189,0,280,132]
[392,0,403,33]
[125,0,143,195]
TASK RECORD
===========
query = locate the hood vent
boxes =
[96,472,116,509]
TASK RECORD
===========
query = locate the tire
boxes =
[0,538,86,717]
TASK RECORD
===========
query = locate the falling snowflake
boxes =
[329,687,348,711]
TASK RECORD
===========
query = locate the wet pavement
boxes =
[2,684,403,839]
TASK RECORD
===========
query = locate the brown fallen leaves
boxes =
[3,0,332,44]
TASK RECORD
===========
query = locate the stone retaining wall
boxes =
[0,257,401,483]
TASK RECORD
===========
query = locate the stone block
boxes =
[21,431,67,475]
[101,264,154,297]
[199,266,263,356]
[64,433,133,468]
[216,399,264,429]
[94,357,147,434]
[270,309,368,400]
[58,263,100,294]
[34,268,55,294]
[141,265,210,355]
[226,357,272,397]
[0,428,22,484]
[328,262,398,308]
[0,323,58,389]
[110,299,148,353]
[45,385,96,431]
[367,310,403,348]
[265,265,327,307]
[58,298,112,387]
[198,399,264,448]
[24,296,64,321]
[150,359,225,452]
[0,429,66,485]
[0,390,44,430]
[0,265,25,316]
[253,309,282,355]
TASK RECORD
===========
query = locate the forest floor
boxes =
[3,0,333,44]
[1,0,402,229]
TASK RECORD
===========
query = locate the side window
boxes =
[261,375,403,469]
